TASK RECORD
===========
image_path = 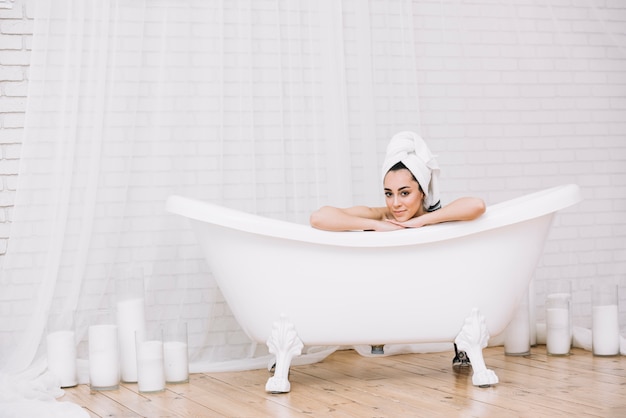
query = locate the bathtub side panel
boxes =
[190,214,553,346]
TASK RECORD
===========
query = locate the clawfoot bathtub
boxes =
[166,184,581,392]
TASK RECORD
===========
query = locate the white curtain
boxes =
[0,0,422,410]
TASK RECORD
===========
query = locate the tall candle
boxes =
[46,330,78,388]
[592,304,620,356]
[504,313,530,355]
[136,339,165,393]
[116,298,146,382]
[504,291,530,356]
[592,283,620,356]
[535,323,547,345]
[164,341,189,383]
[89,324,120,390]
[529,279,537,346]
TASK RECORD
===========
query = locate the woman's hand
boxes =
[372,219,407,231]
[387,197,486,228]
[385,216,428,229]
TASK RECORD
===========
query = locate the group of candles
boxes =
[45,280,621,390]
[46,296,189,393]
[505,282,621,357]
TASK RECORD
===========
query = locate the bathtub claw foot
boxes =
[265,315,303,393]
[473,369,499,387]
[454,308,499,387]
[266,375,291,393]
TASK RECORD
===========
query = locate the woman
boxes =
[310,131,485,231]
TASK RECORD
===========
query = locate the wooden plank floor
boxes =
[60,346,626,417]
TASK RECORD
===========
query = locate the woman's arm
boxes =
[390,197,486,228]
[309,205,402,232]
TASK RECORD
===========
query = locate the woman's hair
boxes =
[386,161,425,195]
[387,161,419,184]
[388,161,408,172]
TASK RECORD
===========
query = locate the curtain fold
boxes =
[0,0,423,407]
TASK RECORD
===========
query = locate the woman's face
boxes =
[383,169,424,222]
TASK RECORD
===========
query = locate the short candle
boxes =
[46,330,78,388]
[592,304,620,356]
[137,339,165,393]
[546,307,570,355]
[164,340,189,383]
[88,324,120,389]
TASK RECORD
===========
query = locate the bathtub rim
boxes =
[165,183,581,248]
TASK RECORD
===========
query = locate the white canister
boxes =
[136,327,165,393]
[504,290,531,356]
[117,297,146,382]
[545,293,571,356]
[89,317,120,391]
[46,330,78,388]
[592,283,620,356]
[163,322,189,384]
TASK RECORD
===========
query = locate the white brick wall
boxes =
[407,0,626,332]
[0,0,624,358]
[0,0,27,256]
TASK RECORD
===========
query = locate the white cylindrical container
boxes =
[115,267,146,383]
[46,330,78,388]
[504,290,531,356]
[592,283,620,356]
[528,279,537,346]
[136,328,165,393]
[88,312,120,391]
[117,297,146,383]
[163,322,189,384]
[535,322,547,345]
[545,293,571,356]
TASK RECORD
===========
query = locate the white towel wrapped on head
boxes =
[381,131,441,211]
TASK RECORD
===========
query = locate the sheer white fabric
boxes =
[0,0,422,410]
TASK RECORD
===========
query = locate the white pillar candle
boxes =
[528,279,537,346]
[504,313,531,355]
[545,293,571,356]
[46,330,78,388]
[89,324,120,390]
[136,340,165,393]
[535,323,547,345]
[592,304,620,356]
[505,291,531,356]
[164,341,189,383]
[116,298,146,382]
[546,308,571,355]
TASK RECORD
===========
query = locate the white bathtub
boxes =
[166,184,581,392]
